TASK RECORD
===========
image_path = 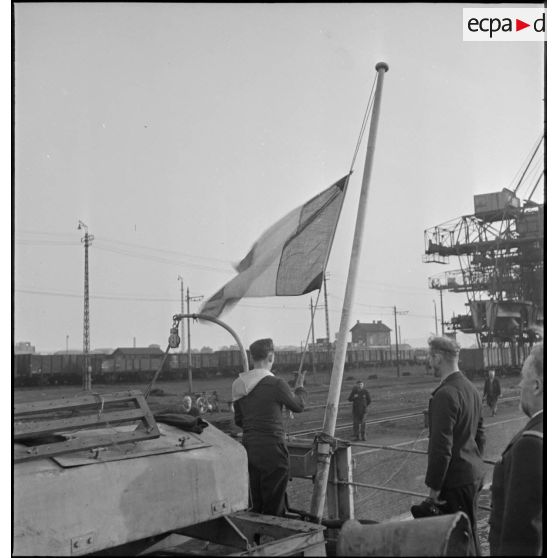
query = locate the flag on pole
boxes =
[200,175,350,318]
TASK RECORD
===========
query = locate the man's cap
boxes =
[428,335,460,356]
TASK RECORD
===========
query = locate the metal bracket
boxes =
[211,499,229,515]
[70,532,95,555]
[223,515,253,552]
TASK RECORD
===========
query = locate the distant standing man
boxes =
[489,343,543,556]
[348,380,371,441]
[483,369,501,416]
[424,336,486,554]
[232,338,307,516]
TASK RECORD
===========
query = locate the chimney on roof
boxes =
[357,320,360,324]
[378,320,382,324]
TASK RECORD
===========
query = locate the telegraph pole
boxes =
[433,299,439,336]
[78,220,93,391]
[186,288,204,394]
[310,297,317,379]
[439,289,445,335]
[323,273,332,361]
[393,306,408,377]
[177,276,185,353]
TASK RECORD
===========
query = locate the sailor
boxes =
[232,338,306,516]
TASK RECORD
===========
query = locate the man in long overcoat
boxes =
[489,343,543,556]
[423,336,486,554]
[483,369,501,416]
[348,380,371,441]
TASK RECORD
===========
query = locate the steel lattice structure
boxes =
[423,194,544,345]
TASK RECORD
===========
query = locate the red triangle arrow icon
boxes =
[516,19,530,31]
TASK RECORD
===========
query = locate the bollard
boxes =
[337,512,475,556]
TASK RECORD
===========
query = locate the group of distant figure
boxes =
[182,334,542,556]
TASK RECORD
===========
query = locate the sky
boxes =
[13,2,546,354]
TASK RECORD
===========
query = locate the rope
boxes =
[144,343,173,400]
[297,287,323,377]
[349,72,378,173]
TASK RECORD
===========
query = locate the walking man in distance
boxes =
[232,338,306,516]
[489,343,543,556]
[483,368,501,416]
[423,336,486,554]
[348,380,371,441]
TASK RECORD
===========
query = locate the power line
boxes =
[14,288,442,320]
[15,229,236,269]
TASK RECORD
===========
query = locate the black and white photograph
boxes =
[12,2,548,556]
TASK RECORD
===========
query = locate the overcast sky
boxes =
[13,2,545,353]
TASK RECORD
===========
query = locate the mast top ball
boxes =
[375,62,389,72]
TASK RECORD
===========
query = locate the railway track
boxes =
[287,396,520,439]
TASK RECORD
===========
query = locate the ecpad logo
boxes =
[463,8,546,41]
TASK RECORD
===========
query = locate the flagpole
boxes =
[309,61,389,520]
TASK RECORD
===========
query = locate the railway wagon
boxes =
[15,345,428,386]
[458,344,531,378]
[168,351,220,378]
[346,348,378,368]
[13,353,105,387]
[99,349,165,382]
[274,349,313,371]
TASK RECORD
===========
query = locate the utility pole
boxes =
[177,276,185,353]
[310,297,317,379]
[433,299,438,336]
[186,288,204,394]
[393,306,408,377]
[78,220,93,391]
[66,335,69,354]
[323,273,332,363]
[439,288,445,335]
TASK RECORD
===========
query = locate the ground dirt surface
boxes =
[14,363,527,556]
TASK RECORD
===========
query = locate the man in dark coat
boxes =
[233,338,306,516]
[348,380,371,441]
[423,336,486,554]
[483,369,502,416]
[489,343,543,556]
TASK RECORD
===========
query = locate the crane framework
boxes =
[423,188,544,347]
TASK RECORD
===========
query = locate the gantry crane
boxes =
[423,137,544,350]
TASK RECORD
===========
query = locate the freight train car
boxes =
[13,353,106,387]
[14,344,433,386]
[458,344,532,378]
[168,351,220,378]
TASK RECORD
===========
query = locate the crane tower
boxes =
[423,139,544,352]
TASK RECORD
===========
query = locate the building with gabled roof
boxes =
[350,320,392,347]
